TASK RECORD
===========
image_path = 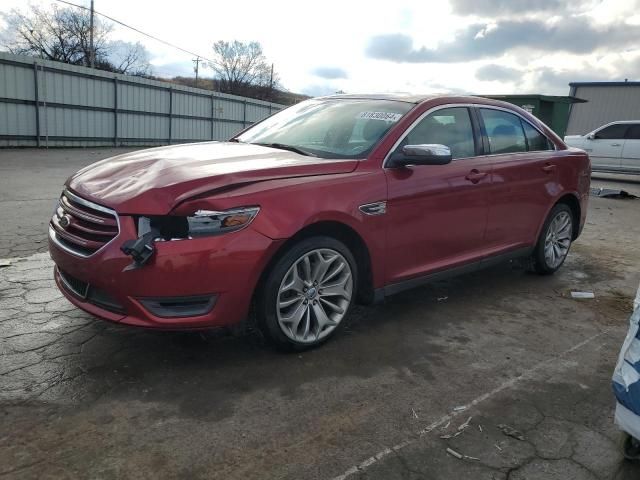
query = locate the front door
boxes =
[384,106,491,284]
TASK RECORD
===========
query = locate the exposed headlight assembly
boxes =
[137,206,260,240]
[123,206,260,268]
[186,207,260,237]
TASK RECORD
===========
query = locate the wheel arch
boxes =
[554,193,581,240]
[254,220,375,306]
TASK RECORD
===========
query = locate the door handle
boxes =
[541,163,557,174]
[465,169,488,183]
[611,143,622,147]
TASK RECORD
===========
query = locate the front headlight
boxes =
[138,206,260,240]
[187,207,260,237]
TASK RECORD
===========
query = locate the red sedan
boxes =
[49,94,591,349]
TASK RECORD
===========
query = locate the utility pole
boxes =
[89,0,95,68]
[193,56,201,88]
[269,63,274,101]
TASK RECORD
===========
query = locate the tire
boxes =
[623,433,640,462]
[256,236,358,351]
[530,203,574,275]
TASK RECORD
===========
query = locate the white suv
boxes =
[564,121,640,174]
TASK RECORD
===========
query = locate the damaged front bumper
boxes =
[49,214,282,329]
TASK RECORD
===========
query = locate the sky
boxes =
[1,0,640,97]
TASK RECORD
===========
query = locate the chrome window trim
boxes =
[49,189,121,258]
[382,103,556,168]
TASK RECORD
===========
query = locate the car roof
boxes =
[316,93,439,104]
[316,93,513,106]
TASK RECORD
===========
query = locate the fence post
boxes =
[211,94,215,140]
[168,87,173,144]
[113,77,118,147]
[33,62,41,147]
[243,99,247,128]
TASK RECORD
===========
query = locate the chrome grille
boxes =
[50,190,119,257]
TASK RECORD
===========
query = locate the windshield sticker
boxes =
[356,111,403,122]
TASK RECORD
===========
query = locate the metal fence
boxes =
[0,51,284,148]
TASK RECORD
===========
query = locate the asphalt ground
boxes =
[1,148,639,479]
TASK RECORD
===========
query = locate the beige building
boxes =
[567,81,640,135]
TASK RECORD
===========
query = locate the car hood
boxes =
[67,142,358,214]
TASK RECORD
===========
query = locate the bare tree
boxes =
[209,40,278,96]
[106,40,151,76]
[0,5,151,75]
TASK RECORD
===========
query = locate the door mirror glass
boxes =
[389,144,453,167]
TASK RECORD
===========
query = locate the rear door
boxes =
[586,123,628,171]
[477,107,557,252]
[621,123,640,173]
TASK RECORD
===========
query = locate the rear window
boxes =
[625,124,640,140]
[521,120,554,151]
[480,109,526,154]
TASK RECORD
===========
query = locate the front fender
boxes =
[173,169,389,287]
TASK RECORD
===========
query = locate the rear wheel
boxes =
[530,203,574,275]
[257,236,357,351]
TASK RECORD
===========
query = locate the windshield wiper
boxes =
[253,142,317,157]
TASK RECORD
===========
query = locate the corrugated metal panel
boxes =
[119,112,169,140]
[0,103,35,135]
[0,63,35,100]
[119,83,169,113]
[0,51,285,147]
[172,118,210,140]
[567,86,640,135]
[246,103,273,123]
[42,106,114,137]
[173,91,209,117]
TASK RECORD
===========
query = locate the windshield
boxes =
[236,99,413,159]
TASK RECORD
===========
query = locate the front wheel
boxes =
[256,236,357,351]
[530,203,574,275]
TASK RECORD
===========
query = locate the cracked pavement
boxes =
[1,149,640,479]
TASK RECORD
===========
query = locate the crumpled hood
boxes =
[67,142,358,214]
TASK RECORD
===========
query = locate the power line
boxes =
[52,0,215,64]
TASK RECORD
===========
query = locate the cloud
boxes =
[311,66,348,79]
[366,18,640,63]
[301,84,340,97]
[150,60,193,78]
[530,54,640,94]
[476,64,522,82]
[449,0,594,15]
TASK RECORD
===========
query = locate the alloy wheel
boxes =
[544,211,573,269]
[276,248,353,344]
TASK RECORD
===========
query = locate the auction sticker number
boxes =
[356,112,403,122]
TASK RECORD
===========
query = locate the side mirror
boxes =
[586,133,595,140]
[388,144,453,167]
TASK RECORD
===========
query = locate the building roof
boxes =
[481,94,587,104]
[570,81,640,87]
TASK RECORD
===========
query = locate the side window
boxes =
[521,120,554,151]
[480,108,527,154]
[403,107,476,159]
[625,124,640,140]
[595,124,628,139]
